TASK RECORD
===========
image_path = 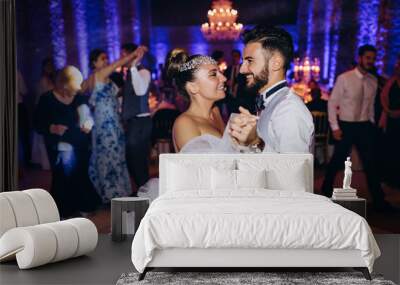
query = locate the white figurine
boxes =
[342,157,352,189]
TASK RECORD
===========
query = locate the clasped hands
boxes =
[130,46,148,67]
[228,107,260,146]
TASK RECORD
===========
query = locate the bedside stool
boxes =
[331,197,366,219]
[111,197,150,242]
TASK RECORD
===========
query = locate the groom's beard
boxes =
[244,66,269,95]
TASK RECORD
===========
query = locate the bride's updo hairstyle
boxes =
[166,48,217,99]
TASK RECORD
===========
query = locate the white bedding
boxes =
[131,190,380,273]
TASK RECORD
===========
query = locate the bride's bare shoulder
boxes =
[173,113,198,131]
[172,113,201,151]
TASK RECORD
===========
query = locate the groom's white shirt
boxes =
[257,80,314,153]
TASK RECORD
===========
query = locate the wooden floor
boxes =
[18,163,400,234]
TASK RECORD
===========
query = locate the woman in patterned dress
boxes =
[82,46,147,203]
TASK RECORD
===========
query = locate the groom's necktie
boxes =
[255,81,288,113]
[255,95,265,114]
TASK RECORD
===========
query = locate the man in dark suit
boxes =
[120,43,152,193]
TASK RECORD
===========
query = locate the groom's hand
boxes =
[238,106,251,116]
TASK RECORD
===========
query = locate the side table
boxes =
[111,197,150,242]
[331,197,367,219]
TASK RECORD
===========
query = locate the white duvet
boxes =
[131,190,380,273]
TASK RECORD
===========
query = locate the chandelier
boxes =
[201,0,243,41]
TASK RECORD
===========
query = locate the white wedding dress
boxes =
[138,119,240,202]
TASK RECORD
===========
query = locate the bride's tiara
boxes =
[178,56,217,72]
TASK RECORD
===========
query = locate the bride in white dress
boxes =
[138,48,257,201]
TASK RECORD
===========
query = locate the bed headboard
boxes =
[159,153,314,195]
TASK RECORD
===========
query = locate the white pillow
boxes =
[236,169,267,189]
[237,159,308,191]
[211,169,267,190]
[167,160,235,191]
[211,168,236,190]
[265,164,307,191]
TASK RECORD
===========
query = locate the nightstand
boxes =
[111,197,150,242]
[331,198,366,219]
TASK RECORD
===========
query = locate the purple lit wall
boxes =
[150,25,297,68]
[49,0,67,69]
[18,0,400,98]
[46,0,151,77]
[298,0,398,86]
[322,0,332,80]
[387,0,400,75]
[150,26,245,66]
[306,0,314,57]
[72,0,89,78]
[298,0,341,86]
[356,0,389,71]
[357,0,379,48]
[85,0,104,59]
[104,0,120,62]
[131,0,142,44]
[328,1,342,88]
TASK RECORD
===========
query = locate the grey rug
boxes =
[116,271,396,285]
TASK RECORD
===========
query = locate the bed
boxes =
[131,153,380,280]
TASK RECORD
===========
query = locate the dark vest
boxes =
[122,66,150,121]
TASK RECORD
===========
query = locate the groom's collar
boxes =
[255,80,288,113]
[260,80,288,100]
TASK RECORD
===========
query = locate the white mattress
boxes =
[131,190,380,273]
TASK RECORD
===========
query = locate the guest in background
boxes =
[224,49,241,115]
[369,64,388,186]
[31,57,56,170]
[321,45,394,211]
[151,85,181,148]
[82,48,145,203]
[156,63,164,82]
[120,43,152,193]
[153,87,178,113]
[306,79,327,112]
[225,50,242,97]
[211,50,226,71]
[379,55,400,188]
[36,57,56,96]
[370,65,387,124]
[211,50,229,121]
[226,49,257,115]
[34,66,100,217]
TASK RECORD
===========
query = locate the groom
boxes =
[229,25,314,153]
